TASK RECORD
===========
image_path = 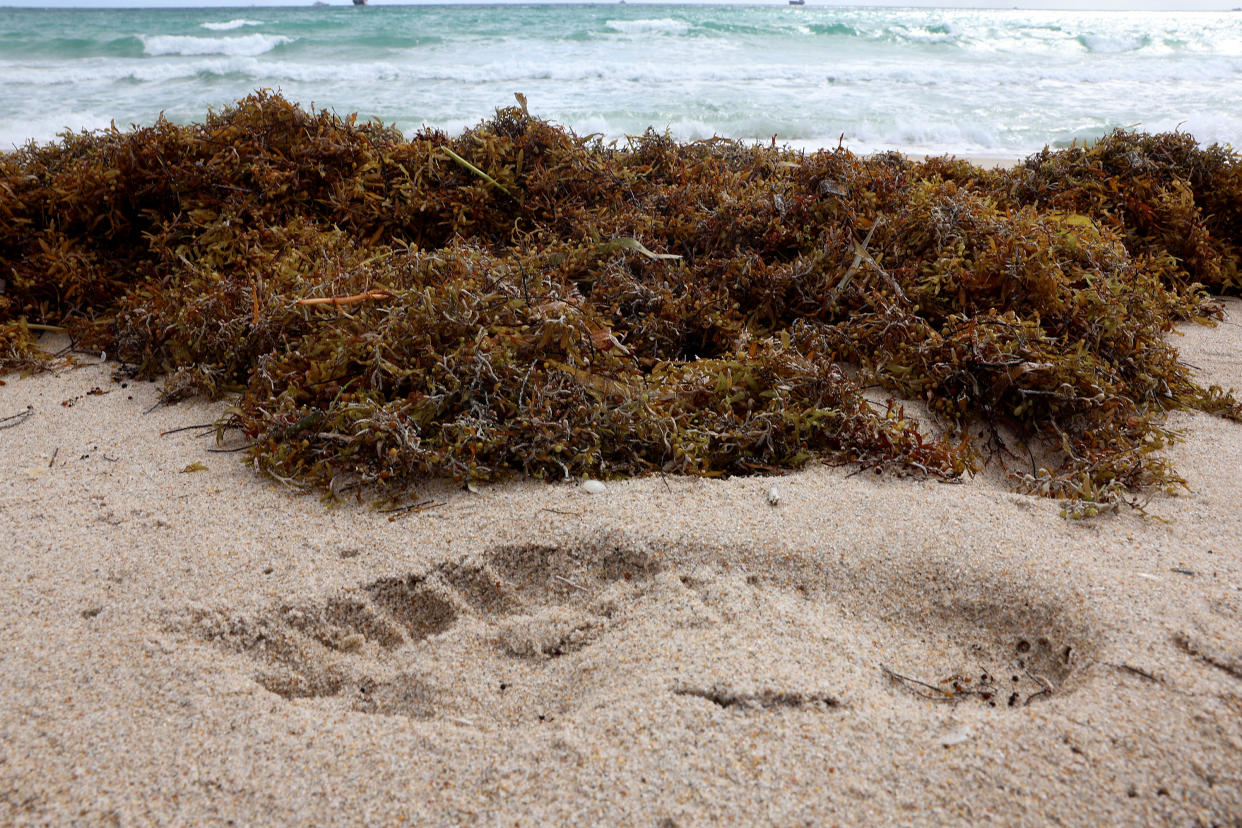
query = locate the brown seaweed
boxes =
[2,91,1239,505]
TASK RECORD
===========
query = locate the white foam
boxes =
[604,19,690,37]
[0,112,116,151]
[201,19,264,32]
[0,56,264,86]
[663,117,723,143]
[140,33,292,58]
[1078,34,1148,54]
[1141,113,1242,151]
[891,24,961,45]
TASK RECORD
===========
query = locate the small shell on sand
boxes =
[582,479,606,495]
[940,726,975,747]
[767,486,780,506]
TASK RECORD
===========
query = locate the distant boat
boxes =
[353,0,367,5]
[789,0,806,5]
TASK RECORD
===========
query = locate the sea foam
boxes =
[201,19,265,32]
[140,33,292,58]
[604,18,691,36]
[1077,33,1150,54]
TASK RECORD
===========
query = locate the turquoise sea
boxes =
[2,4,1241,155]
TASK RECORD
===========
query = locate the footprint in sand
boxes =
[171,532,1100,725]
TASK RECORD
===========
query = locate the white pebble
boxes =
[582,479,607,495]
[940,726,974,747]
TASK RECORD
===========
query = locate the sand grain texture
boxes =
[2,303,1241,826]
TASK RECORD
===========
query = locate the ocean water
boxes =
[2,4,1242,157]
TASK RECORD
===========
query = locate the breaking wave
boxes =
[604,18,691,36]
[200,19,264,32]
[140,33,292,58]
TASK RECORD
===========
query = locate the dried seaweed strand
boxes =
[295,289,395,308]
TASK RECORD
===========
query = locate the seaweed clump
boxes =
[2,91,1239,505]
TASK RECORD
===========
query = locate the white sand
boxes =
[2,303,1240,825]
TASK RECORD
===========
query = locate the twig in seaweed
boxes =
[295,289,395,308]
[0,407,34,430]
[843,223,907,305]
[827,222,878,307]
[441,146,512,196]
[602,237,681,261]
[264,467,312,490]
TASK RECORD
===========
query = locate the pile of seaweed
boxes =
[3,91,1240,505]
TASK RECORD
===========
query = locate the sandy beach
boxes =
[1,293,1239,825]
[4,2,1242,821]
